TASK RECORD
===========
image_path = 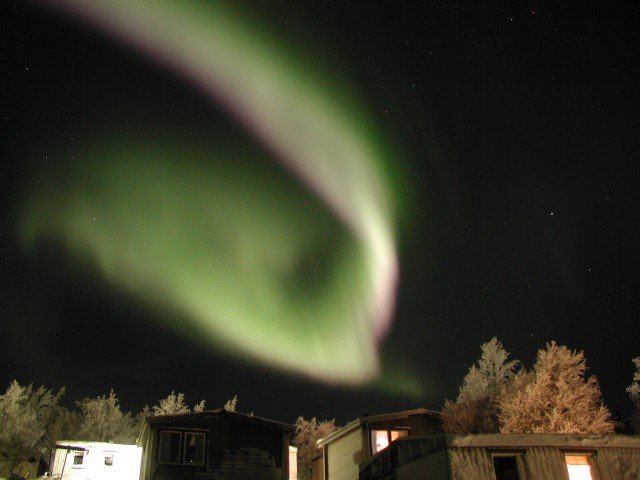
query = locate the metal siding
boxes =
[448,446,570,480]
[327,428,363,480]
[360,434,640,480]
[590,448,640,480]
[447,448,495,480]
[395,450,450,480]
[522,447,571,480]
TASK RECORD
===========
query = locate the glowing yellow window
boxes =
[371,430,389,453]
[565,455,593,480]
[370,429,408,454]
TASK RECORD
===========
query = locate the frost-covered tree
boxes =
[132,405,151,441]
[76,390,137,443]
[459,338,520,402]
[224,395,238,412]
[151,392,206,416]
[42,406,82,466]
[626,356,640,432]
[152,391,190,416]
[498,341,614,434]
[193,399,206,413]
[440,399,489,434]
[0,380,65,477]
[294,417,337,480]
[441,337,518,433]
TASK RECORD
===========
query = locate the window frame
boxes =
[72,451,85,467]
[158,430,183,465]
[157,429,207,466]
[369,428,409,455]
[182,431,206,465]
[563,452,596,480]
[491,452,524,480]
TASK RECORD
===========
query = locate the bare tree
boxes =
[441,337,518,433]
[76,390,137,443]
[0,380,65,477]
[294,417,337,480]
[498,341,614,434]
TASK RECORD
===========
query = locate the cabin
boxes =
[138,408,295,480]
[48,441,142,480]
[314,409,442,480]
[359,433,640,480]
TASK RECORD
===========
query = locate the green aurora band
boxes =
[22,0,407,386]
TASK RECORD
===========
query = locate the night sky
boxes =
[2,1,639,426]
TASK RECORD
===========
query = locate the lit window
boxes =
[492,455,520,480]
[565,455,593,480]
[370,429,408,454]
[372,430,389,453]
[183,432,205,464]
[390,430,407,442]
[158,431,182,464]
[73,452,84,465]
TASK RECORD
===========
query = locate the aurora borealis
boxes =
[19,0,401,384]
[3,1,639,423]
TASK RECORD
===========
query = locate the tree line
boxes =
[2,339,639,479]
[440,338,640,435]
[294,340,640,479]
[0,387,236,478]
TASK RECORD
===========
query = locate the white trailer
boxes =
[289,445,298,480]
[48,441,142,480]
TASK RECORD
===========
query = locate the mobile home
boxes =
[138,408,295,480]
[48,441,142,480]
[315,409,442,480]
[359,433,640,480]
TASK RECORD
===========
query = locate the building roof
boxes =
[55,441,141,450]
[317,408,440,447]
[447,433,640,449]
[144,408,295,432]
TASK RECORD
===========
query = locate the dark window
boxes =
[104,454,114,466]
[493,456,520,480]
[158,430,206,465]
[183,433,205,464]
[73,452,84,465]
[158,431,182,464]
